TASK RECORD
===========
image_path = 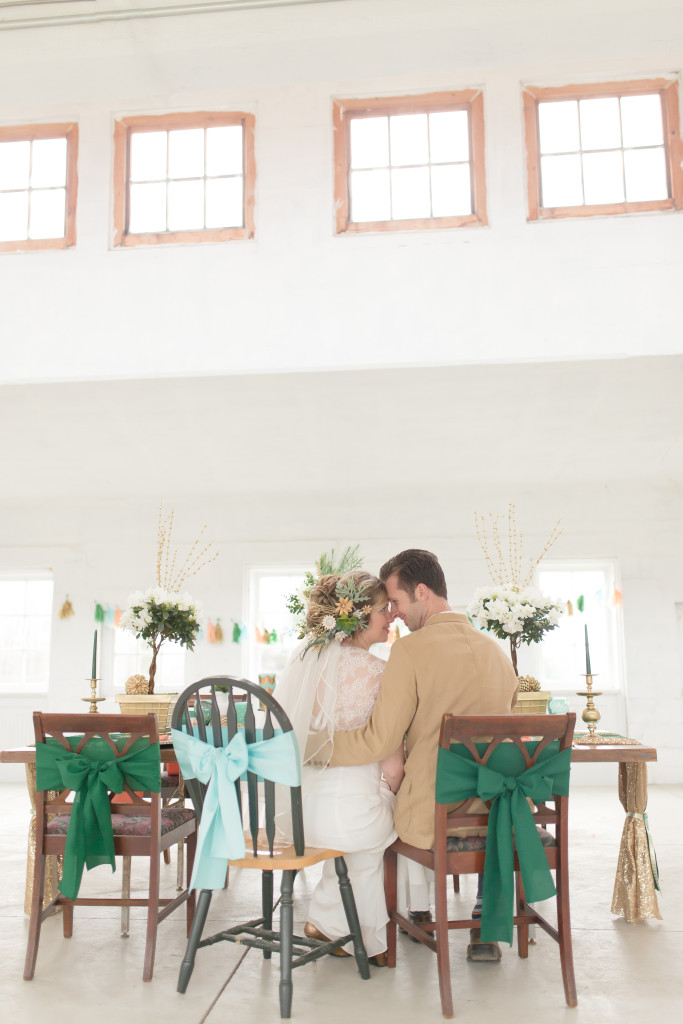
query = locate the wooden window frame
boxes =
[523,78,683,221]
[113,111,255,247]
[333,90,488,235]
[0,122,78,253]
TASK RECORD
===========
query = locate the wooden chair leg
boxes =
[279,870,295,1019]
[143,849,160,982]
[163,849,171,865]
[556,864,577,1007]
[121,855,131,937]
[62,900,73,938]
[452,874,460,893]
[23,850,47,980]
[178,889,212,994]
[434,860,453,1019]
[262,870,274,959]
[176,839,184,890]
[384,846,398,968]
[516,870,528,959]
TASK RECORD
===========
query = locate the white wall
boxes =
[1,0,683,383]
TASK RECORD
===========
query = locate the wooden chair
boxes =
[385,713,577,1018]
[171,676,370,1019]
[24,712,197,982]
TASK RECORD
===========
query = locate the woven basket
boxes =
[114,693,177,734]
[513,690,551,715]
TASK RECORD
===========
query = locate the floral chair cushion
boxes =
[47,807,195,837]
[446,826,556,852]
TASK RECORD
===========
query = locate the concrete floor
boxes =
[0,780,680,1024]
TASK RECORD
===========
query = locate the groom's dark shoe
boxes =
[399,909,433,943]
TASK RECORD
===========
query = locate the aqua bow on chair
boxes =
[436,743,572,945]
[35,739,161,901]
[171,728,301,890]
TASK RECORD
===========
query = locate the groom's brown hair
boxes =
[379,549,448,600]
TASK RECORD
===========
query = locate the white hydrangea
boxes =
[467,584,564,644]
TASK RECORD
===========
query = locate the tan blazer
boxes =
[328,612,519,849]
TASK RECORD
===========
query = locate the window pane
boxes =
[624,146,668,201]
[206,176,243,227]
[582,150,625,204]
[206,126,242,176]
[430,163,472,216]
[31,137,67,187]
[621,94,664,148]
[349,117,389,169]
[0,190,29,241]
[579,97,621,151]
[0,617,25,650]
[389,113,429,166]
[538,100,580,154]
[28,188,66,239]
[26,617,51,651]
[0,650,23,685]
[391,166,431,219]
[130,132,167,182]
[0,581,25,615]
[129,182,167,233]
[25,650,49,688]
[167,178,204,230]
[25,581,54,615]
[168,128,205,180]
[429,110,469,163]
[0,140,30,189]
[540,153,583,207]
[350,168,390,221]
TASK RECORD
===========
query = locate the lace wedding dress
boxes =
[300,646,397,956]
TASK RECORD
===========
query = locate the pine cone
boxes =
[517,674,541,692]
[125,673,149,695]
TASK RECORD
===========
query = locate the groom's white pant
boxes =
[397,856,433,914]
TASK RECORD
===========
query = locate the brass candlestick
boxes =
[82,677,105,713]
[577,672,602,738]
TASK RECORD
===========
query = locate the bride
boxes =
[274,570,403,964]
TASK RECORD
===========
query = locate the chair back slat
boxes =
[171,677,306,856]
[225,692,242,817]
[243,697,259,855]
[262,708,276,855]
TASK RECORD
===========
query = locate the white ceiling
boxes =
[1,356,680,501]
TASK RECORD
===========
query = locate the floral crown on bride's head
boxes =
[286,547,372,656]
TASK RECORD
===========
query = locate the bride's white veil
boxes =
[274,636,342,842]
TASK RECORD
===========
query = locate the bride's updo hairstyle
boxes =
[306,570,386,635]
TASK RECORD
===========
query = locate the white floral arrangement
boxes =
[121,587,203,693]
[467,585,563,646]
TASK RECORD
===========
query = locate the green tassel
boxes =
[94,603,105,623]
[576,595,584,613]
[232,621,241,643]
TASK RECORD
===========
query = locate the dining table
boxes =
[1,733,660,923]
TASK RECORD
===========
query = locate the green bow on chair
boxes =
[436,741,572,945]
[36,738,161,901]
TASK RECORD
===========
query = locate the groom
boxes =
[326,549,518,954]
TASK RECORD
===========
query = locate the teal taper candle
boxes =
[91,629,97,680]
[584,624,591,675]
